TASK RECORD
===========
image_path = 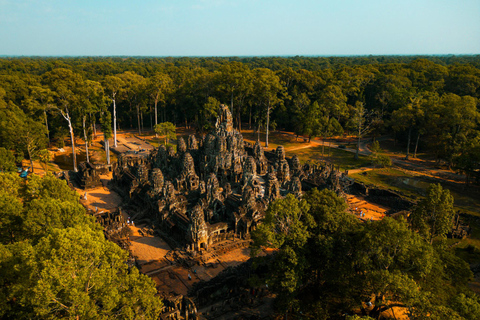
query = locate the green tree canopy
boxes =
[0,172,163,319]
[409,183,455,244]
[1,226,162,319]
[0,147,16,172]
[154,122,176,145]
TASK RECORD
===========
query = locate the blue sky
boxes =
[1,0,479,56]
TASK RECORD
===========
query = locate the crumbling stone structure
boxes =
[76,162,109,189]
[160,293,198,320]
[113,104,352,252]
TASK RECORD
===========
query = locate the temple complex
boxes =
[112,104,352,252]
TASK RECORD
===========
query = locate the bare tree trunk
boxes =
[91,113,96,139]
[83,115,90,163]
[154,99,158,136]
[237,106,242,131]
[105,138,110,165]
[27,144,34,173]
[136,105,141,135]
[141,112,144,134]
[44,109,50,144]
[149,108,153,131]
[113,97,117,147]
[62,109,77,172]
[265,103,270,148]
[414,133,421,158]
[154,99,158,126]
[249,106,252,129]
[356,128,361,160]
[406,127,412,160]
[231,90,234,128]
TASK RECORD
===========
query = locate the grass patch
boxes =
[147,139,161,148]
[378,138,436,161]
[291,145,371,170]
[350,168,424,200]
[241,130,303,151]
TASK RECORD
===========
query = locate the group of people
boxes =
[355,207,367,218]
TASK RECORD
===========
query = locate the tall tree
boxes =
[19,118,48,173]
[147,72,173,133]
[102,75,124,147]
[42,68,83,172]
[252,68,285,148]
[79,80,105,163]
[197,97,219,133]
[391,94,424,160]
[317,85,347,155]
[300,101,323,142]
[23,85,56,144]
[217,62,253,129]
[119,71,147,135]
[0,103,47,172]
[292,92,311,139]
[409,183,455,244]
[154,122,176,146]
[100,111,113,165]
[350,101,378,159]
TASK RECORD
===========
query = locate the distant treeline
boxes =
[0,55,479,177]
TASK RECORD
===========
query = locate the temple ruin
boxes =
[112,104,352,252]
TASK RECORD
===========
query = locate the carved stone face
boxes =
[167,145,175,157]
[182,152,195,175]
[291,155,301,171]
[151,168,164,193]
[276,145,286,161]
[254,141,264,158]
[187,134,198,150]
[243,156,257,178]
[242,185,256,209]
[177,137,187,153]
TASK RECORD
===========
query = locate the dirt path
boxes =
[275,130,467,183]
[283,141,320,152]
[77,172,122,213]
[346,194,388,221]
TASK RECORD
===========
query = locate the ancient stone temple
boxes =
[113,104,352,252]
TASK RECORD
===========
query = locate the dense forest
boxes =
[0,173,163,318]
[1,55,480,319]
[0,55,479,176]
[251,187,480,319]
